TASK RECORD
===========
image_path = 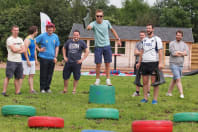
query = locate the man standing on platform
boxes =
[87,9,121,86]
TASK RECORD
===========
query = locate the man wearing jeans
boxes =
[36,22,60,93]
[166,30,188,98]
[87,9,121,86]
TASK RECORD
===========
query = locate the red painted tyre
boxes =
[132,120,173,132]
[28,116,64,128]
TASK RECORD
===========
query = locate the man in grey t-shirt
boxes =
[166,30,188,98]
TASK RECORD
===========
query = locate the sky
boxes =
[109,0,157,8]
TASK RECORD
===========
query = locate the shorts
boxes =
[141,62,159,75]
[170,64,183,80]
[6,61,23,79]
[63,62,81,80]
[22,61,36,75]
[94,45,112,64]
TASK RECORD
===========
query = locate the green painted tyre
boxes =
[89,85,115,104]
[2,105,36,116]
[86,108,119,120]
[173,112,198,122]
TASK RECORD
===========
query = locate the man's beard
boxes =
[147,31,153,35]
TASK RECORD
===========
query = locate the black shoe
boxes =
[2,92,8,96]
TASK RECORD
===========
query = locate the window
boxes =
[118,41,125,54]
[110,41,115,54]
[165,43,170,56]
[90,40,95,53]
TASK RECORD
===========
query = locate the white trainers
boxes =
[132,92,140,97]
[180,94,184,98]
[166,93,173,96]
[106,79,112,86]
[46,89,52,93]
[94,79,100,85]
[41,90,46,93]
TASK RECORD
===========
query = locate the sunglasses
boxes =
[96,15,103,18]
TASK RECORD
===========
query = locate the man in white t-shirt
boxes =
[2,25,25,96]
[136,24,163,104]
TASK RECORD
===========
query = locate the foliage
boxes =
[0,0,198,61]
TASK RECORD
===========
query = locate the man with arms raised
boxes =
[87,9,121,86]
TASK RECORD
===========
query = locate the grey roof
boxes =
[69,23,194,43]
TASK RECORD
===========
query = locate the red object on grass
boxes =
[28,116,64,128]
[132,120,173,132]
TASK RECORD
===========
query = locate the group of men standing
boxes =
[2,9,189,105]
[133,25,188,104]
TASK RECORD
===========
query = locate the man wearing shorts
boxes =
[87,9,121,86]
[22,26,38,94]
[36,22,60,93]
[136,24,163,104]
[62,30,89,94]
[166,30,188,98]
[2,25,25,96]
[132,30,150,97]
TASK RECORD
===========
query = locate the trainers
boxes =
[140,98,148,103]
[166,93,172,96]
[2,92,8,96]
[41,90,46,93]
[132,92,140,97]
[94,79,100,85]
[30,90,37,94]
[152,100,158,104]
[180,94,184,98]
[46,89,52,93]
[106,79,112,86]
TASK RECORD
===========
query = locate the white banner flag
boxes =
[40,12,51,34]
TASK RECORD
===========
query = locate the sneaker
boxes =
[180,94,184,98]
[140,98,148,103]
[106,79,112,86]
[94,79,100,85]
[46,89,52,93]
[30,90,37,94]
[132,92,140,97]
[2,92,8,96]
[41,90,46,93]
[152,100,158,104]
[166,93,172,96]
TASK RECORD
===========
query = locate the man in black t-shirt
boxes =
[62,30,89,94]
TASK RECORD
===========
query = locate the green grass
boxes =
[0,68,198,132]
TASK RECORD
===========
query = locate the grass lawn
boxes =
[0,68,198,132]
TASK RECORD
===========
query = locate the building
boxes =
[69,23,194,71]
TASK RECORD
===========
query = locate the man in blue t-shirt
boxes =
[36,22,60,93]
[87,9,121,86]
[62,30,89,94]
